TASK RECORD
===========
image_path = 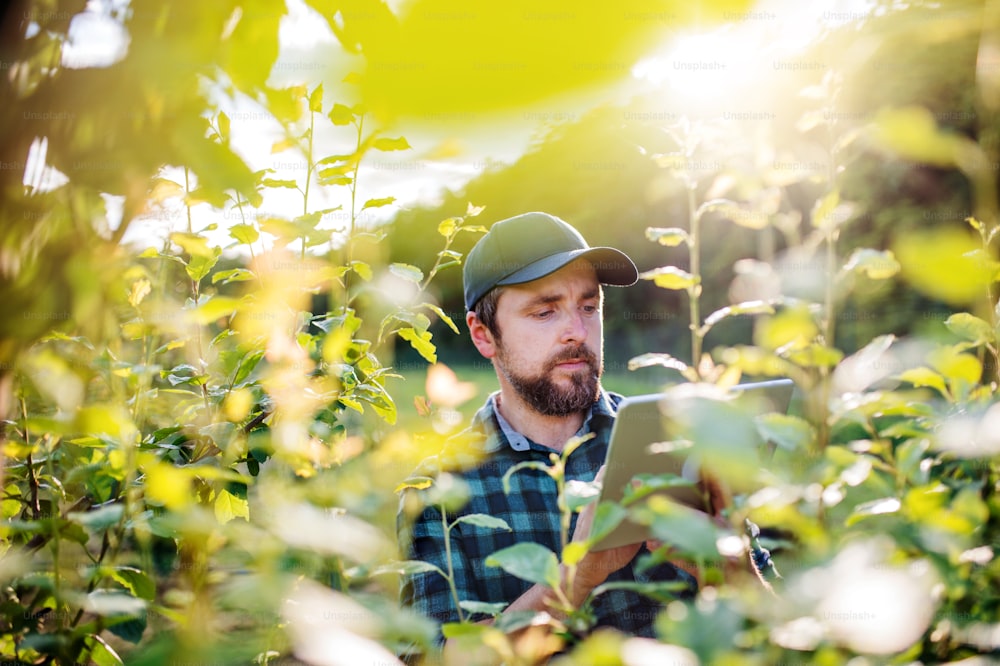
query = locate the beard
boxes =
[496,342,602,416]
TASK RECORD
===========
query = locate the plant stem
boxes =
[441,506,465,623]
[688,184,703,374]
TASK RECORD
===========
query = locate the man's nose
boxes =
[560,310,587,342]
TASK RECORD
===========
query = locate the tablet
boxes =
[590,379,794,551]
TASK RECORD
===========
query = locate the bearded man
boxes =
[398,212,698,658]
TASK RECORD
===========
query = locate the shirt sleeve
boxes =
[398,495,483,645]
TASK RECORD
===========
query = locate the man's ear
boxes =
[466,311,497,359]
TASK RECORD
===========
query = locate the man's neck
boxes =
[494,389,587,453]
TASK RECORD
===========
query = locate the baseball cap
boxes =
[463,211,638,311]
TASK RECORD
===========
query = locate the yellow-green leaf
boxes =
[638,266,698,291]
[191,296,240,325]
[214,489,250,524]
[399,327,436,363]
[390,262,424,284]
[872,106,970,167]
[945,313,995,346]
[898,367,948,396]
[893,228,990,305]
[373,136,411,152]
[645,227,690,247]
[844,248,900,280]
[438,217,461,237]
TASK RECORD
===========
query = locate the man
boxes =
[398,212,755,658]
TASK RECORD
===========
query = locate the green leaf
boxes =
[638,266,699,291]
[211,268,256,285]
[698,199,768,229]
[442,622,491,639]
[645,227,690,247]
[86,636,124,666]
[755,413,815,451]
[351,261,373,281]
[945,313,995,346]
[68,504,123,532]
[170,232,216,258]
[214,488,250,524]
[422,303,461,334]
[587,502,628,544]
[389,262,424,283]
[459,600,508,616]
[229,223,260,245]
[843,248,900,280]
[217,112,230,144]
[111,567,155,601]
[398,327,436,363]
[373,136,411,152]
[395,476,434,493]
[592,580,690,602]
[362,196,396,211]
[485,542,560,588]
[452,514,512,531]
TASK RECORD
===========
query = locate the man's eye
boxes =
[534,310,554,319]
[582,305,597,313]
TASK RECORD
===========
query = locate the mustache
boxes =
[546,344,599,371]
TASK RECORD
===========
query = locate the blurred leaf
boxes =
[702,300,775,332]
[211,268,256,285]
[68,504,123,532]
[485,542,560,588]
[362,196,396,210]
[328,103,354,125]
[592,580,690,603]
[373,136,412,152]
[928,346,982,385]
[945,313,995,346]
[390,262,424,283]
[229,224,260,245]
[86,635,124,666]
[438,217,461,236]
[639,266,698,291]
[398,327,436,363]
[843,248,900,280]
[587,501,628,544]
[755,307,818,351]
[893,227,994,305]
[459,600,508,616]
[898,367,948,396]
[872,106,973,167]
[627,352,691,376]
[756,413,816,451]
[845,497,901,526]
[452,514,511,531]
[111,567,155,601]
[372,560,445,578]
[309,83,324,112]
[192,296,240,325]
[645,227,690,247]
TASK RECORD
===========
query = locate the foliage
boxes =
[2,0,1000,665]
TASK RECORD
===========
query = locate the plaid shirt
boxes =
[398,389,698,645]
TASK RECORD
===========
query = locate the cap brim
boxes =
[496,247,638,289]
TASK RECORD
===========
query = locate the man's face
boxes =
[491,260,604,416]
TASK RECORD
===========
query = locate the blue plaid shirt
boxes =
[398,389,697,645]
